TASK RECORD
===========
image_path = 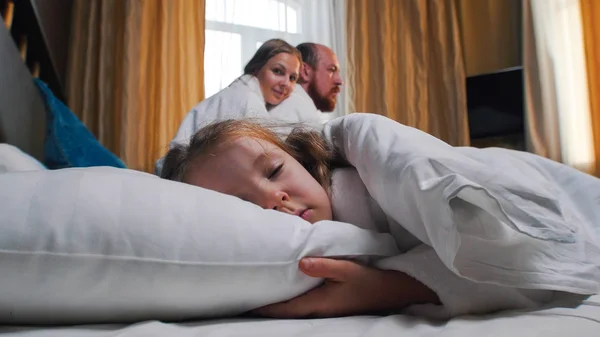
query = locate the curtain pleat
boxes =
[346,0,469,146]
[524,0,596,173]
[66,0,206,172]
[580,0,600,176]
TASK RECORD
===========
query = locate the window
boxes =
[204,30,242,99]
[204,0,302,98]
[206,0,300,33]
[202,0,346,120]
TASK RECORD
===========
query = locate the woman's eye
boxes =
[273,68,283,75]
[268,164,283,180]
[290,75,297,82]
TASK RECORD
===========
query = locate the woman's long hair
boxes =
[243,39,302,75]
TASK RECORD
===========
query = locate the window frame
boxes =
[203,0,307,97]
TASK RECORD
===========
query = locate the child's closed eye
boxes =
[268,164,284,180]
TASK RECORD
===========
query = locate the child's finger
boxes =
[299,257,364,280]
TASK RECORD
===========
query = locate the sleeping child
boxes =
[160,118,598,319]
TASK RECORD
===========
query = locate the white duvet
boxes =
[324,113,600,310]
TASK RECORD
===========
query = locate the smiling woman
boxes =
[243,39,302,107]
[255,53,299,106]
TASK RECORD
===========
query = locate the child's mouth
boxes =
[299,209,311,221]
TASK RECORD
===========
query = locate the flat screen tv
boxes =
[466,66,524,140]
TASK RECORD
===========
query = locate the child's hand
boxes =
[250,257,439,318]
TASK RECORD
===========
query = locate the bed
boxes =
[1,1,600,336]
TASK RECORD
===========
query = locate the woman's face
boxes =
[183,136,332,224]
[255,53,300,106]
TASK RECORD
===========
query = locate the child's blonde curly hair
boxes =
[161,119,343,189]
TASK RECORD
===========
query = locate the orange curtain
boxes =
[457,0,521,77]
[346,0,469,146]
[581,0,600,176]
[66,0,205,172]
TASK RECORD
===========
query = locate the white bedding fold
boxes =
[331,169,555,317]
[376,246,554,318]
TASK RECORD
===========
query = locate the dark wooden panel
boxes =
[29,0,73,90]
[8,0,66,101]
[0,21,46,160]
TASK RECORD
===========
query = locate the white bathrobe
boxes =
[155,75,322,175]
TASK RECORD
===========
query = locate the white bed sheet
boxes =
[2,295,598,337]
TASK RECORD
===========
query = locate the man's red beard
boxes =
[308,82,340,112]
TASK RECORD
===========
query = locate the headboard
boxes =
[0,0,69,161]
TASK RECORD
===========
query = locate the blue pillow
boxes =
[34,79,126,169]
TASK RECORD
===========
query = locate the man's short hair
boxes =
[296,43,320,68]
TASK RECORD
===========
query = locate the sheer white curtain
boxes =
[204,0,347,120]
[524,0,595,173]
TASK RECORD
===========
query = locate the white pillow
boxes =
[0,167,398,325]
[0,143,46,173]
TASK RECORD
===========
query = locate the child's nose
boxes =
[267,190,290,211]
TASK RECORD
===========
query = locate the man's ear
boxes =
[300,62,313,82]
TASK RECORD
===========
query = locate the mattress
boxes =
[2,295,598,337]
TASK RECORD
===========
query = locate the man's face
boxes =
[306,47,343,112]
